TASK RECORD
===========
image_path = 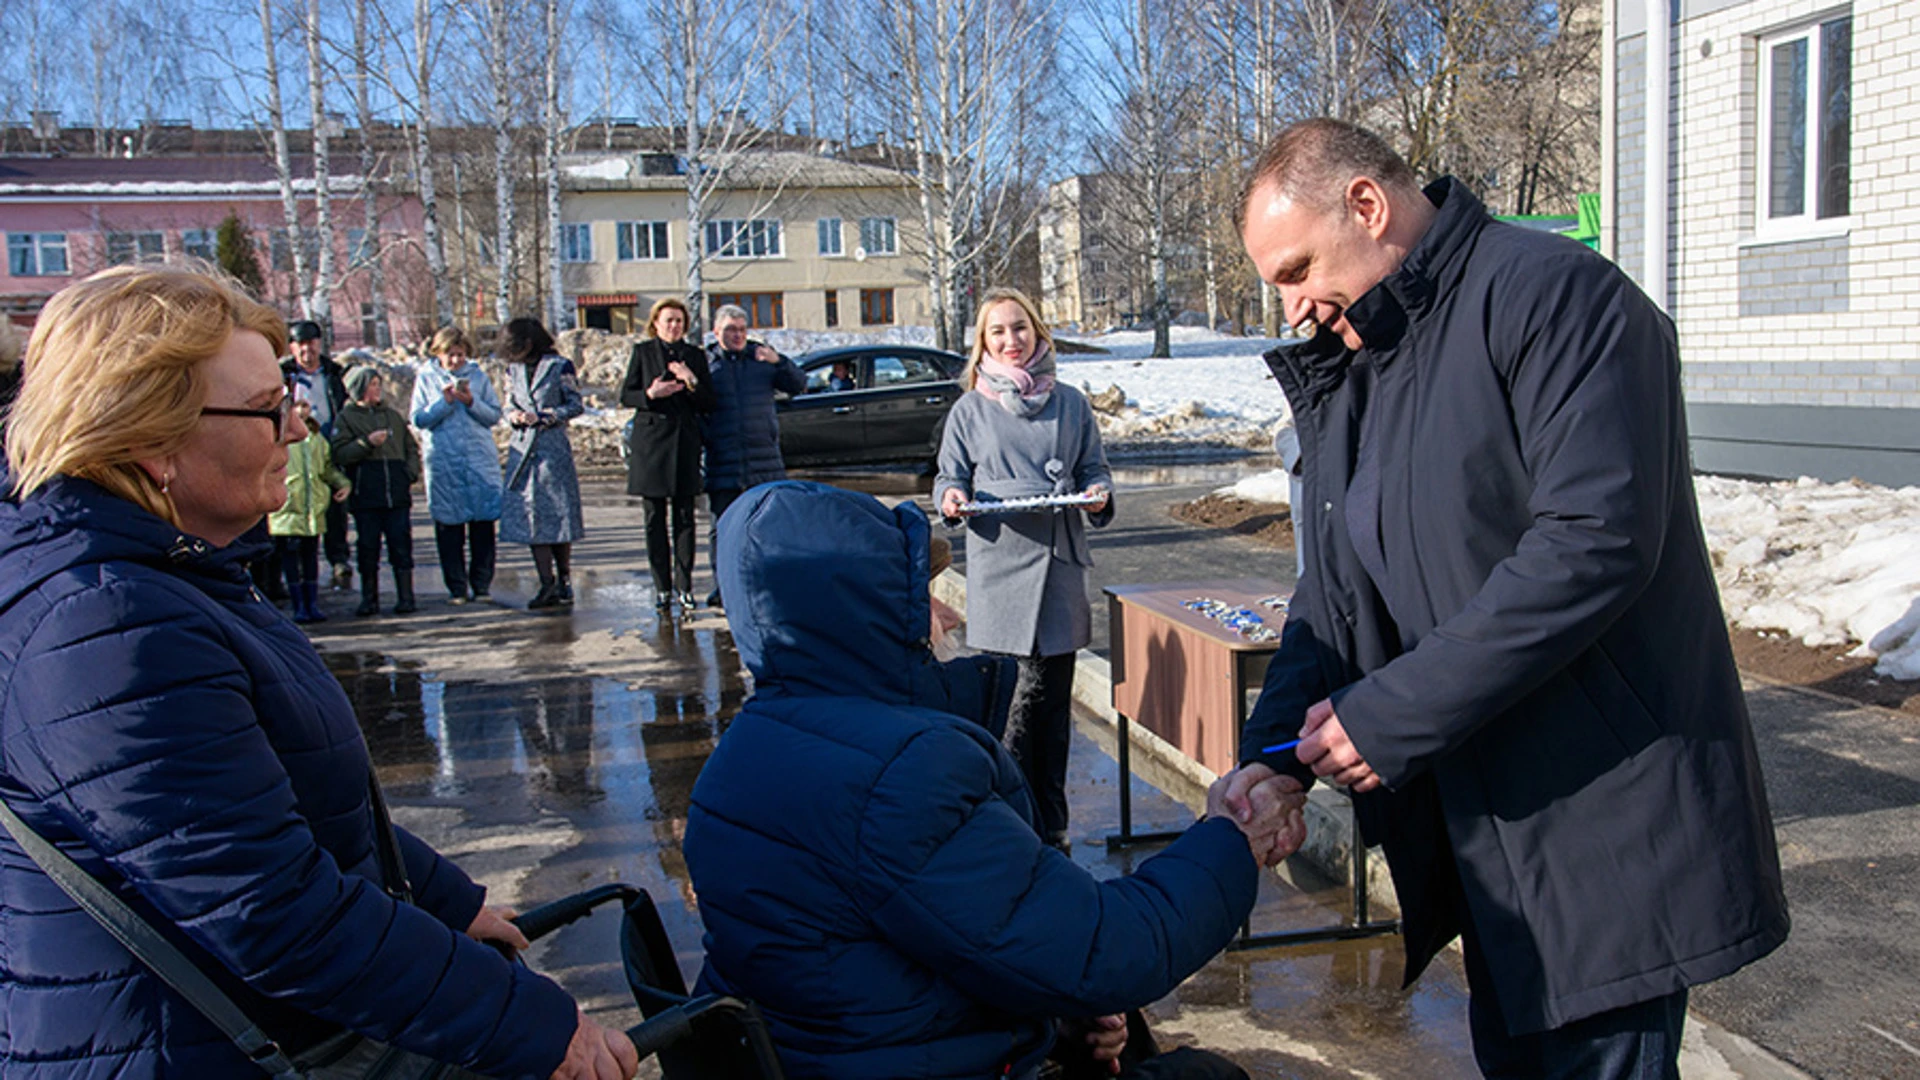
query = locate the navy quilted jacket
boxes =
[685,482,1258,1080]
[0,476,576,1078]
[699,343,805,492]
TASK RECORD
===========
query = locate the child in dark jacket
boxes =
[332,364,422,616]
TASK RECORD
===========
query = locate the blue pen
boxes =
[1261,738,1301,755]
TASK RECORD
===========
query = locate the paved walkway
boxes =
[308,471,1915,1078]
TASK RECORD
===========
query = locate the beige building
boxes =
[557,150,930,335]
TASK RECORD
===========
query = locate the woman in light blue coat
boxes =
[412,326,504,603]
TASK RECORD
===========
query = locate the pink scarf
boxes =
[974,341,1057,418]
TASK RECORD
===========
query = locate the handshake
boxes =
[1205,764,1308,868]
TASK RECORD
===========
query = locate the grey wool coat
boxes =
[935,385,1113,657]
[500,355,585,544]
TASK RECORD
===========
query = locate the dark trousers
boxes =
[353,507,413,581]
[276,535,319,591]
[644,494,697,595]
[323,500,351,568]
[1006,652,1077,843]
[706,488,743,581]
[433,520,497,598]
[1461,909,1688,1079]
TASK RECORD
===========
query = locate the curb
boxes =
[933,567,1397,913]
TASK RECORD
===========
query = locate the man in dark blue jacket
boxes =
[1227,119,1789,1078]
[685,482,1303,1080]
[698,304,805,607]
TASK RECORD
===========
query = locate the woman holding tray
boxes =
[936,286,1113,850]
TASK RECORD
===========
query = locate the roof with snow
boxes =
[561,150,913,192]
[0,156,366,198]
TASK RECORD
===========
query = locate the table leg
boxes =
[1104,712,1187,851]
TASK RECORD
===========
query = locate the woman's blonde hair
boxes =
[428,325,471,357]
[6,263,288,525]
[962,287,1054,390]
[643,296,691,340]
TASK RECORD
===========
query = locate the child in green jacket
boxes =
[270,397,352,623]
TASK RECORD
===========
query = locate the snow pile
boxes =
[1216,467,1920,680]
[1054,327,1294,448]
[1696,475,1920,680]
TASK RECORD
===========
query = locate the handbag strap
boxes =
[366,775,415,905]
[0,794,305,1079]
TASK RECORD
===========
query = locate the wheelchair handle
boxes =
[511,884,642,942]
[623,994,756,1061]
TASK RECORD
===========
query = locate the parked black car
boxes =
[775,345,967,468]
[620,344,967,471]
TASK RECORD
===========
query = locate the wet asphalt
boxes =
[302,466,1918,1079]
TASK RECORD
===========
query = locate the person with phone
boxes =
[412,326,504,605]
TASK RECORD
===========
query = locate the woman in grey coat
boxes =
[497,318,585,610]
[935,287,1113,849]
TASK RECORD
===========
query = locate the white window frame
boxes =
[858,216,897,256]
[1754,11,1854,241]
[817,217,844,256]
[559,222,594,263]
[705,218,783,260]
[106,230,165,265]
[616,220,669,261]
[8,232,70,276]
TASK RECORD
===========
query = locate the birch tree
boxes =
[351,0,391,346]
[259,0,314,320]
[303,0,339,331]
[543,0,569,330]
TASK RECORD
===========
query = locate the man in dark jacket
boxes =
[699,304,805,606]
[685,481,1303,1080]
[281,319,355,591]
[1226,119,1788,1077]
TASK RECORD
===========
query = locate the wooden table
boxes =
[1103,579,1400,949]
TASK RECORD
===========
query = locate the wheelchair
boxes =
[510,884,786,1079]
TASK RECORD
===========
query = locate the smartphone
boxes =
[454,377,469,392]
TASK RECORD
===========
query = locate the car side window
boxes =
[872,354,943,387]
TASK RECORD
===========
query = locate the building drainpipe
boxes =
[1645,0,1672,313]
[1600,0,1618,261]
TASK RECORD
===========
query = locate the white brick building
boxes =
[1603,0,1920,484]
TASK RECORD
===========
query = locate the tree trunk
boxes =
[489,0,514,325]
[544,0,567,330]
[305,0,337,334]
[681,0,706,336]
[353,0,390,346]
[414,0,453,327]
[259,0,313,321]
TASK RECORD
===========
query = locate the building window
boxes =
[181,228,216,261]
[705,219,782,259]
[824,289,839,327]
[1759,14,1852,227]
[347,228,377,262]
[818,218,843,256]
[7,232,69,276]
[559,222,594,262]
[1088,258,1107,275]
[360,302,391,348]
[860,288,894,326]
[616,221,668,261]
[268,229,293,272]
[711,292,784,329]
[858,217,897,256]
[106,231,165,265]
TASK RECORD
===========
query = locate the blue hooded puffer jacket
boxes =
[0,476,576,1078]
[411,359,505,525]
[699,343,806,492]
[685,481,1260,1080]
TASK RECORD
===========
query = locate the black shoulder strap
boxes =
[0,795,305,1079]
[366,775,415,905]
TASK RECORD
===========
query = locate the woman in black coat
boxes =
[620,297,716,613]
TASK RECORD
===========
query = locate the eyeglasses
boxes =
[201,392,298,441]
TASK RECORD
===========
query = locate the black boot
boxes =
[528,579,561,610]
[391,569,417,615]
[355,575,380,617]
[556,575,574,606]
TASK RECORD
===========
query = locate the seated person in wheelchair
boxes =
[685,481,1307,1080]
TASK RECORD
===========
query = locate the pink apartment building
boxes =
[1,155,430,349]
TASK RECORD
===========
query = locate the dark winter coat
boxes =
[1240,178,1789,1036]
[685,481,1258,1080]
[699,342,806,493]
[0,475,576,1078]
[331,401,420,511]
[619,338,716,499]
